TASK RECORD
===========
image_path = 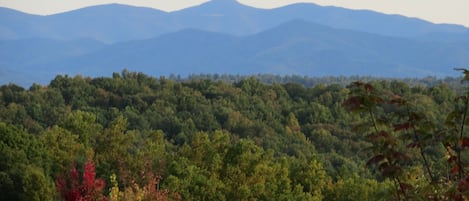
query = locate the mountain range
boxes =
[1,0,469,86]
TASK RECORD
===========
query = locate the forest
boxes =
[1,70,469,201]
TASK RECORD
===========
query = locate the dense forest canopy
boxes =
[1,70,468,200]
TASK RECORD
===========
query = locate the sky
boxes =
[0,0,468,27]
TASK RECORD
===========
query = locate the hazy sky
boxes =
[1,0,468,27]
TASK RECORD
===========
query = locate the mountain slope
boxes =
[54,20,469,77]
[46,29,245,76]
[241,20,468,76]
[169,0,267,35]
[42,4,170,42]
[267,3,468,38]
[4,20,468,86]
[0,38,106,86]
[0,7,42,40]
[0,4,170,43]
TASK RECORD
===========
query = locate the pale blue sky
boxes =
[0,0,468,27]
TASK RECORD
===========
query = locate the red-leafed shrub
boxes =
[56,160,107,201]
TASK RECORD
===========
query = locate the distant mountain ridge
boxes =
[1,0,469,86]
[1,1,468,43]
[3,20,469,86]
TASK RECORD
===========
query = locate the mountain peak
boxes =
[175,0,251,15]
[205,0,242,6]
[211,0,238,2]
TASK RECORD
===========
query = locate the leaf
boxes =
[455,96,468,103]
[448,156,457,163]
[454,68,469,82]
[378,162,389,171]
[351,81,365,87]
[447,111,463,121]
[399,183,413,193]
[407,142,420,148]
[451,164,460,176]
[458,178,469,192]
[392,152,410,162]
[444,142,452,148]
[461,137,469,148]
[394,122,411,131]
[408,112,422,121]
[419,131,434,141]
[390,95,405,106]
[379,164,401,177]
[364,83,375,92]
[366,131,390,141]
[343,96,365,112]
[367,155,385,166]
[366,133,380,141]
[352,122,372,132]
[369,95,384,104]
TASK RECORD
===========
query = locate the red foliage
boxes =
[399,183,413,194]
[56,160,107,201]
[406,142,420,148]
[461,137,469,149]
[389,95,404,106]
[343,96,364,111]
[366,131,391,141]
[458,178,469,192]
[366,155,385,166]
[364,83,375,92]
[451,165,461,177]
[394,122,412,131]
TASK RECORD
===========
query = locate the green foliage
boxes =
[343,69,469,200]
[39,125,87,176]
[0,122,54,201]
[324,174,390,201]
[1,70,465,200]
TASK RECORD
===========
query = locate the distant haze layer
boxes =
[0,0,468,27]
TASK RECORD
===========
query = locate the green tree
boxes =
[0,122,54,201]
[39,126,86,176]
